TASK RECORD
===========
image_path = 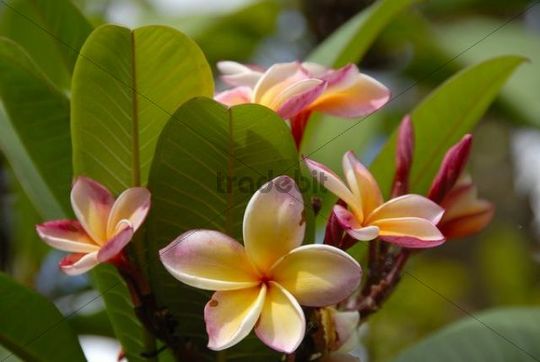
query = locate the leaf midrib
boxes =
[130,30,140,187]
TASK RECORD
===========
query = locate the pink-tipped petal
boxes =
[255,282,305,353]
[333,204,361,229]
[59,252,99,275]
[97,223,134,262]
[272,244,361,307]
[275,79,327,119]
[218,61,264,87]
[367,194,444,225]
[343,151,383,218]
[243,176,305,272]
[324,201,347,247]
[160,230,259,291]
[392,115,414,197]
[36,220,98,253]
[253,62,307,105]
[346,226,380,241]
[309,65,390,117]
[428,134,473,203]
[374,217,445,248]
[107,187,150,236]
[71,177,114,244]
[304,157,358,212]
[214,86,252,106]
[205,285,266,351]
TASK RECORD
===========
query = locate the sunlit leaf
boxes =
[0,0,92,89]
[0,272,86,362]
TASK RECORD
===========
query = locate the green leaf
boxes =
[71,24,214,193]
[71,24,214,361]
[0,37,71,219]
[0,272,86,362]
[307,0,419,67]
[0,0,92,89]
[394,307,540,362]
[68,308,115,337]
[435,18,540,128]
[370,55,525,195]
[146,98,299,360]
[91,265,154,362]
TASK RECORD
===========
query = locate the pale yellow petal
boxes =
[243,176,305,272]
[367,194,444,224]
[272,245,361,306]
[205,285,266,350]
[107,187,150,238]
[160,230,259,291]
[255,282,305,353]
[343,151,383,217]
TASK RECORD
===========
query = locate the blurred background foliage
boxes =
[0,0,539,361]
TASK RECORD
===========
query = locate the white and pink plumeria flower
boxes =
[36,177,151,275]
[215,61,390,147]
[305,152,446,248]
[159,176,362,353]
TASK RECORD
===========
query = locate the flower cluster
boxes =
[35,61,493,358]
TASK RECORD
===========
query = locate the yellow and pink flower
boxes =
[215,61,390,147]
[36,177,151,275]
[305,152,445,247]
[159,176,362,352]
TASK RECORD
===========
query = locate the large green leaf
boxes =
[71,24,213,361]
[0,273,86,362]
[146,98,299,361]
[394,307,540,362]
[71,24,214,193]
[307,0,419,67]
[0,0,92,89]
[0,38,71,219]
[370,55,525,195]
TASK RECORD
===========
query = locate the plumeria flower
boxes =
[215,61,390,147]
[305,152,445,248]
[319,307,362,362]
[159,176,361,353]
[36,177,151,275]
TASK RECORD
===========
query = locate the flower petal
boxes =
[214,86,253,106]
[255,282,305,353]
[107,187,151,237]
[36,220,99,253]
[243,176,305,272]
[332,309,360,352]
[333,205,379,240]
[272,244,361,306]
[343,151,383,218]
[97,222,134,262]
[274,79,326,119]
[253,62,307,105]
[59,251,99,275]
[367,194,444,224]
[439,206,494,239]
[304,157,358,213]
[205,285,266,350]
[392,115,414,197]
[373,217,445,248]
[160,230,259,291]
[71,177,114,244]
[217,61,264,87]
[309,65,390,117]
